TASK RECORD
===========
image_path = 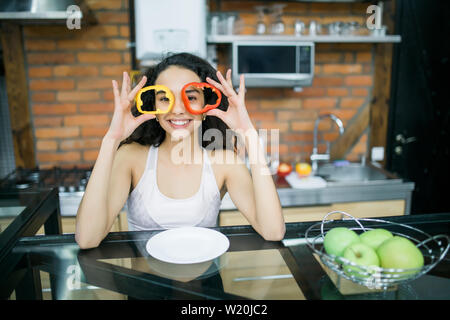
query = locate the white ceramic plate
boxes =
[146,227,230,264]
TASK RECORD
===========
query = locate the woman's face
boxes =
[154,66,204,141]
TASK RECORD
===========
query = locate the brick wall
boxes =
[24,0,372,168]
[25,0,130,169]
[212,1,373,164]
[244,42,372,163]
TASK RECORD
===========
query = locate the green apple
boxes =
[360,228,394,250]
[323,227,360,257]
[377,236,424,277]
[342,242,380,278]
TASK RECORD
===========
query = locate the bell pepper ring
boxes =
[181,82,222,115]
[135,85,174,114]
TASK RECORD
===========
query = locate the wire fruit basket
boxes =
[305,211,450,290]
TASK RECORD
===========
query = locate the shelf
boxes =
[216,0,378,2]
[207,34,401,44]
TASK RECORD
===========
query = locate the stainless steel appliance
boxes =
[0,0,91,24]
[232,41,315,88]
[0,167,91,217]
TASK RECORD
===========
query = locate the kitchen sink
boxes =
[316,163,400,184]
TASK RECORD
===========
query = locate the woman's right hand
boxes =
[104,71,155,142]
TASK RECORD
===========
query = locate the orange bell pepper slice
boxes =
[181,82,222,115]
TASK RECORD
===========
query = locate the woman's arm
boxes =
[224,135,285,241]
[75,72,154,249]
[75,139,131,249]
[206,70,285,241]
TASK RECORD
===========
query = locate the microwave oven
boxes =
[232,41,315,88]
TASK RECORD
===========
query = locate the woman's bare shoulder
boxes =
[116,142,149,163]
[118,142,148,153]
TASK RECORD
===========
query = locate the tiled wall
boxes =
[23,0,373,168]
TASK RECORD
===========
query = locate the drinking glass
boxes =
[270,4,286,35]
[254,6,266,35]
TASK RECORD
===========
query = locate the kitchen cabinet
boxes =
[219,199,405,226]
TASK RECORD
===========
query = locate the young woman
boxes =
[75,53,285,249]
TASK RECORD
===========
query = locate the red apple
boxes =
[277,163,292,177]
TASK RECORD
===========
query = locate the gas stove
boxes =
[0,167,92,216]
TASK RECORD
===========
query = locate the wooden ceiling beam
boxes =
[1,22,36,169]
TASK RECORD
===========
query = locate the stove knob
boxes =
[58,185,66,193]
[78,185,85,192]
[68,185,76,193]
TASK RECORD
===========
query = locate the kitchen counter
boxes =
[220,175,415,213]
[57,173,415,219]
[1,165,414,221]
[58,176,415,217]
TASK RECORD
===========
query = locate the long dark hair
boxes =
[120,53,234,151]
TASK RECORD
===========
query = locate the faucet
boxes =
[310,114,345,173]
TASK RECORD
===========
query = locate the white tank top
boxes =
[126,146,222,231]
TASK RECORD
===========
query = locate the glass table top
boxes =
[8,213,450,300]
[98,249,305,300]
[0,202,28,234]
[0,189,54,235]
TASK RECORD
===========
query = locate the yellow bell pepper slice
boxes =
[135,85,174,114]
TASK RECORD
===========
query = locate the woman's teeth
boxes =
[169,120,190,126]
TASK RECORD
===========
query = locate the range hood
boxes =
[0,0,94,24]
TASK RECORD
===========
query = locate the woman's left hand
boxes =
[205,69,254,132]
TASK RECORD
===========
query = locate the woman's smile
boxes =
[166,118,193,129]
